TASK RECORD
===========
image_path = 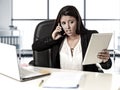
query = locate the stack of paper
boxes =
[42,72,82,88]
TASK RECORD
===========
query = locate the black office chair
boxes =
[29,20,55,67]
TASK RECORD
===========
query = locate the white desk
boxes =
[0,67,120,90]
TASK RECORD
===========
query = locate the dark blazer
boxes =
[32,29,112,72]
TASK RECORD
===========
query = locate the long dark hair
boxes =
[53,5,86,34]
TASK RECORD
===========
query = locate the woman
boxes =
[32,5,112,72]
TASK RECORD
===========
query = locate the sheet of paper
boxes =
[42,72,83,88]
[82,33,112,65]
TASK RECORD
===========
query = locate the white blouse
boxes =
[60,38,83,71]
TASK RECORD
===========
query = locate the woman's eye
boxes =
[61,22,66,25]
[70,21,74,24]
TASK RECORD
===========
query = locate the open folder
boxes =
[42,72,83,88]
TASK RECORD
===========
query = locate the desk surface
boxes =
[0,67,120,90]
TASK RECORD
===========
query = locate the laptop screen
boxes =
[0,43,51,81]
[0,43,21,81]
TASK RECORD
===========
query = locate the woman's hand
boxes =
[52,23,63,40]
[97,49,110,63]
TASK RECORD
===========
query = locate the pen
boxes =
[39,80,44,87]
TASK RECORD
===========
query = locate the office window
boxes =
[86,21,120,33]
[13,0,84,49]
[49,0,84,19]
[85,0,120,50]
[86,21,120,49]
[12,0,120,50]
[13,21,42,49]
[86,0,120,19]
[13,0,47,19]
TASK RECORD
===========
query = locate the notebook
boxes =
[42,72,82,88]
[0,43,50,81]
[82,33,112,65]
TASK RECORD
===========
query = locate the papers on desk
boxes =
[42,72,83,89]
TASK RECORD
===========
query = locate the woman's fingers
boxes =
[97,49,110,62]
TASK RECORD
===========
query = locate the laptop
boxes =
[82,33,112,65]
[0,43,50,81]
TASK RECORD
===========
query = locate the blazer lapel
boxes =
[81,34,88,61]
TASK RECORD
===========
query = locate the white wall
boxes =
[0,0,12,29]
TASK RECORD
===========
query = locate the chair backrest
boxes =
[30,20,55,67]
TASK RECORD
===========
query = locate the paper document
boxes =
[82,33,112,65]
[42,72,83,88]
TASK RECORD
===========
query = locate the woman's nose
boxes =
[66,23,70,29]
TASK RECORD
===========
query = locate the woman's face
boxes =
[60,15,77,36]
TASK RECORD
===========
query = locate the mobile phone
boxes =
[60,28,65,36]
[60,24,65,36]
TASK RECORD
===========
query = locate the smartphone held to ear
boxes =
[59,23,65,36]
[60,28,65,36]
